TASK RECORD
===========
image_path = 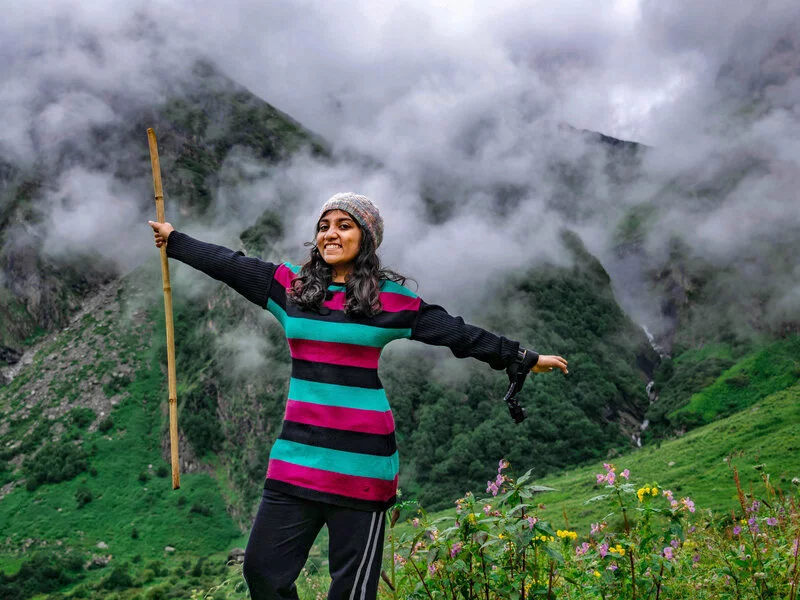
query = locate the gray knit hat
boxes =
[317,192,384,248]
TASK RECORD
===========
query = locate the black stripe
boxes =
[279,422,397,457]
[291,359,383,389]
[263,479,396,513]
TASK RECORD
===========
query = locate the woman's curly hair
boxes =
[287,226,410,317]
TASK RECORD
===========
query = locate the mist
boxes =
[2,0,799,348]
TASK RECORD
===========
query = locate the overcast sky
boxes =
[2,0,799,343]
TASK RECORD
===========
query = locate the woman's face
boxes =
[316,209,363,275]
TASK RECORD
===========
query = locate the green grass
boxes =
[409,382,800,537]
[672,335,800,425]
[0,320,243,590]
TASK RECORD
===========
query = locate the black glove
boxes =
[503,349,539,424]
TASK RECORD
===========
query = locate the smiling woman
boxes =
[147,191,567,600]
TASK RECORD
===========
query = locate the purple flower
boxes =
[483,504,492,515]
[599,543,609,558]
[621,469,630,480]
[747,500,761,514]
[748,517,760,533]
[428,563,437,576]
[450,542,463,558]
[767,517,778,526]
[486,481,499,496]
[693,554,700,563]
[526,516,538,529]
[663,547,674,560]
[670,539,680,549]
[681,497,696,513]
[576,542,590,556]
[412,518,420,528]
[495,473,505,486]
[498,459,509,472]
[607,563,618,572]
[606,471,616,485]
[733,525,742,536]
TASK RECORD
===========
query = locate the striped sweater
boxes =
[166,231,530,511]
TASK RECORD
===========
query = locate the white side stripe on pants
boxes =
[349,511,379,600]
[360,513,383,600]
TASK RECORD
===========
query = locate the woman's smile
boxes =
[316,209,363,280]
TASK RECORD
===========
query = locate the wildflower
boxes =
[609,544,625,557]
[663,489,674,502]
[486,481,499,496]
[593,571,602,578]
[467,513,476,524]
[663,547,674,560]
[576,542,590,556]
[670,539,680,549]
[483,504,492,515]
[606,470,616,485]
[590,522,606,536]
[495,473,505,486]
[599,543,609,558]
[693,554,700,564]
[681,497,696,513]
[747,500,761,514]
[412,541,425,555]
[607,563,618,571]
[621,469,630,480]
[557,530,578,540]
[412,518,420,528]
[428,563,437,576]
[733,525,742,536]
[637,486,653,502]
[429,529,438,541]
[450,542,463,558]
[498,459,509,472]
[526,516,538,529]
[688,525,696,534]
[394,553,406,567]
[766,517,778,526]
[748,517,760,534]
[596,473,606,485]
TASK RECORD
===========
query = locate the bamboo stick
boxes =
[147,128,180,490]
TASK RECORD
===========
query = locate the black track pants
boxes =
[242,488,387,600]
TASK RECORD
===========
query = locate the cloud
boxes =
[1,0,799,346]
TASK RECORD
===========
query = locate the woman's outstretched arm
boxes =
[410,300,567,374]
[148,221,275,309]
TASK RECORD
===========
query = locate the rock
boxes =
[165,546,176,553]
[86,554,111,569]
[97,541,109,549]
[227,548,246,564]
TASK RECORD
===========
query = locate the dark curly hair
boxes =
[287,227,411,317]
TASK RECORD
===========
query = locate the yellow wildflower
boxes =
[651,487,658,496]
[593,571,602,578]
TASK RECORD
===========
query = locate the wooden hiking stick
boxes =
[147,128,180,490]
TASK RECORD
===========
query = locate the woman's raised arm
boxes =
[147,221,275,309]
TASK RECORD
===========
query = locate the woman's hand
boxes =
[148,221,174,248]
[532,355,568,375]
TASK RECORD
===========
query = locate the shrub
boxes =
[190,502,212,517]
[68,407,95,429]
[23,443,88,491]
[131,527,139,539]
[156,465,169,478]
[138,471,149,483]
[98,416,114,433]
[75,486,93,509]
[102,564,134,590]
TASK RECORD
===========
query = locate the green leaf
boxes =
[584,494,611,504]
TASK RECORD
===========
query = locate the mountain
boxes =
[0,59,797,597]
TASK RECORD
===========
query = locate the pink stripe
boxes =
[288,338,380,368]
[380,292,421,312]
[322,291,420,313]
[267,459,398,502]
[274,264,296,289]
[285,400,395,435]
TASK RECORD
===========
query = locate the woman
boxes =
[148,192,567,600]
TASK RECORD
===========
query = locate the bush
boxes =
[131,527,139,539]
[75,486,93,509]
[190,502,212,517]
[98,416,114,433]
[138,471,149,483]
[155,465,168,478]
[23,443,88,491]
[68,407,95,429]
[102,564,134,590]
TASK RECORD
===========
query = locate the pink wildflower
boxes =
[599,543,609,558]
[766,517,778,526]
[428,563,437,576]
[498,459,509,472]
[663,547,674,560]
[733,525,742,536]
[607,563,618,572]
[606,471,616,485]
[621,469,630,480]
[682,497,696,513]
[486,481,499,496]
[576,542,590,556]
[495,473,505,486]
[483,504,491,515]
[670,539,680,549]
[394,553,406,566]
[412,518,420,528]
[450,542,463,558]
[590,522,605,536]
[663,490,674,502]
[526,516,538,529]
[596,473,606,485]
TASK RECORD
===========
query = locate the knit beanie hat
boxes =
[317,192,384,249]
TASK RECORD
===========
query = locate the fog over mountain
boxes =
[2,0,799,347]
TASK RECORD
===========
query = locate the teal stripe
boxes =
[267,298,287,327]
[381,279,417,298]
[286,262,301,274]
[288,378,390,411]
[286,315,410,347]
[271,439,399,481]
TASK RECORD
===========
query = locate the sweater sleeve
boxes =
[409,300,534,370]
[165,230,276,308]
